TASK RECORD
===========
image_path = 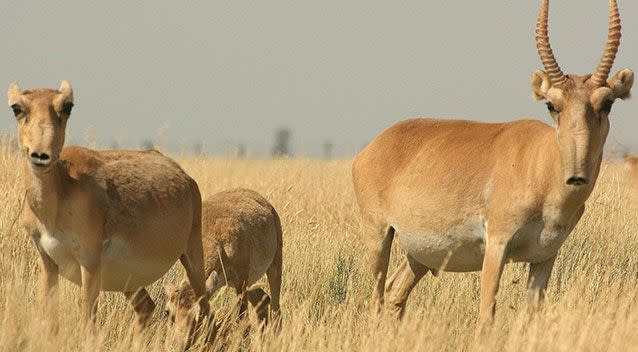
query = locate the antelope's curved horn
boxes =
[536,0,567,86]
[591,0,622,87]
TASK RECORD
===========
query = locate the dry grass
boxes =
[1,136,638,351]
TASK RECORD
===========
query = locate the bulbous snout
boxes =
[559,114,595,188]
[28,150,51,167]
[25,145,55,170]
[562,141,592,187]
[566,176,590,186]
[22,121,62,171]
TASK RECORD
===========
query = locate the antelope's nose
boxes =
[29,152,51,166]
[566,177,589,186]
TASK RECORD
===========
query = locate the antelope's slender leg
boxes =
[124,288,156,333]
[364,225,395,311]
[33,236,60,330]
[230,267,250,319]
[80,263,101,326]
[182,187,210,322]
[179,245,213,351]
[385,254,429,319]
[479,237,509,323]
[180,239,210,318]
[266,242,282,315]
[527,256,556,310]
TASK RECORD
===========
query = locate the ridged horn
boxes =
[591,0,622,87]
[536,0,567,87]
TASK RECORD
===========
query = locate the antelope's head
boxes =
[531,0,633,187]
[164,280,217,349]
[7,81,74,173]
[164,281,201,339]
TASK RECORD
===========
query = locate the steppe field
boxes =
[1,136,638,352]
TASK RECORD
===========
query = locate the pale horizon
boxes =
[1,1,636,157]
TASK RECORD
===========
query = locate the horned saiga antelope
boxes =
[352,0,634,321]
[8,81,210,331]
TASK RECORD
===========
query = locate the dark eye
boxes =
[61,102,74,115]
[601,100,613,114]
[546,102,558,113]
[11,104,22,117]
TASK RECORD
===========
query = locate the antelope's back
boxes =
[352,118,554,227]
[201,188,279,282]
[62,146,198,251]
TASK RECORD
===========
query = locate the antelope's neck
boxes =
[24,161,63,225]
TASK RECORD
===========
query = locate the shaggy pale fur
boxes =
[165,188,283,337]
[8,81,210,333]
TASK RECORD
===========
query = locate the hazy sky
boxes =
[0,1,636,157]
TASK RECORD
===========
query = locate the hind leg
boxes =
[123,288,156,334]
[362,224,395,311]
[385,254,429,319]
[230,269,250,319]
[180,252,210,318]
[180,227,211,321]
[266,243,282,318]
[180,246,213,351]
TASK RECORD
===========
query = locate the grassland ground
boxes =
[1,137,638,351]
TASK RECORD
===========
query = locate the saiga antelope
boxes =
[7,82,210,332]
[352,0,633,321]
[165,188,283,339]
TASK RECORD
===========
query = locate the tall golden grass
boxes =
[1,135,637,351]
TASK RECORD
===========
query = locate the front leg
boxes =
[33,236,60,323]
[80,263,101,325]
[124,288,156,334]
[479,236,509,323]
[527,256,556,310]
[526,207,583,310]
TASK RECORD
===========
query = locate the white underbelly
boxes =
[38,233,180,291]
[394,216,570,271]
[394,218,486,272]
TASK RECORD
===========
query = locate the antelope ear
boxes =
[531,71,552,100]
[608,69,634,100]
[8,82,21,106]
[59,80,74,102]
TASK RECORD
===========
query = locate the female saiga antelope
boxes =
[165,188,282,336]
[352,0,634,321]
[8,81,210,331]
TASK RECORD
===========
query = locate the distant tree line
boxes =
[109,127,344,159]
